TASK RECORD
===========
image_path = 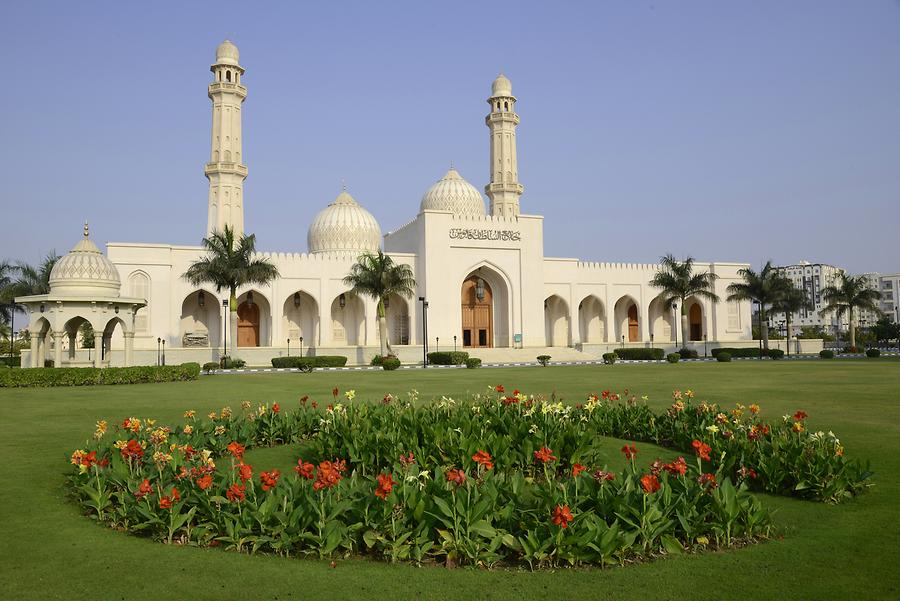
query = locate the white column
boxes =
[53,332,63,367]
[30,333,39,368]
[124,332,134,367]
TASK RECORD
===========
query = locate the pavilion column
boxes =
[53,331,64,367]
[124,332,134,367]
[68,332,77,360]
[93,339,102,368]
[38,332,48,366]
[29,333,39,368]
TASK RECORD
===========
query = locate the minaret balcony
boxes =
[484,182,524,195]
[486,112,520,125]
[207,82,248,99]
[204,162,248,177]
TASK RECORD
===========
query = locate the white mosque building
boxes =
[18,41,755,368]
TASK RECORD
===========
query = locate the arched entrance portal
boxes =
[628,304,639,342]
[461,277,493,348]
[689,303,703,341]
[237,301,260,347]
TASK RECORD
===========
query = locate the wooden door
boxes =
[237,302,260,347]
[628,304,639,342]
[689,303,702,341]
[461,278,493,347]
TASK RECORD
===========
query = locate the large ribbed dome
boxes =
[49,224,121,297]
[308,190,382,254]
[420,169,486,215]
[215,40,240,66]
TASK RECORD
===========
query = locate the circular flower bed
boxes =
[67,387,871,568]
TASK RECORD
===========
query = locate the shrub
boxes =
[202,361,219,373]
[767,349,785,360]
[313,355,348,368]
[370,355,384,366]
[44,359,55,368]
[427,351,469,365]
[712,347,766,359]
[381,357,401,370]
[819,349,835,359]
[866,348,880,358]
[221,357,245,369]
[536,354,551,366]
[602,352,618,365]
[614,348,665,361]
[678,348,699,359]
[716,352,732,362]
[0,362,201,388]
[271,355,348,369]
[0,356,21,368]
[666,353,681,363]
[465,357,482,369]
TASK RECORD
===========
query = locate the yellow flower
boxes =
[183,410,196,419]
[70,449,87,465]
[749,404,760,414]
[241,400,252,411]
[792,422,804,433]
[146,419,156,427]
[93,420,108,439]
[220,407,233,419]
[835,445,844,457]
[113,440,128,450]
[183,424,193,435]
[706,425,720,434]
[345,390,356,401]
[214,425,226,436]
[684,390,695,399]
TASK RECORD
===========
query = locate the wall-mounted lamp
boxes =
[475,278,485,302]
[383,296,390,309]
[339,293,346,309]
[39,303,45,313]
[246,291,254,306]
[293,292,301,308]
[198,290,206,307]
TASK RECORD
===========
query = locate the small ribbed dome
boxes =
[491,73,512,97]
[215,40,240,66]
[420,169,486,215]
[49,223,121,297]
[308,190,382,254]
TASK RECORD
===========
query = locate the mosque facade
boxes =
[18,41,753,368]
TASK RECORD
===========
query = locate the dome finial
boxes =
[341,178,346,192]
[83,221,89,238]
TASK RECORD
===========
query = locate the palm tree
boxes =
[819,274,881,350]
[0,260,16,327]
[12,252,60,297]
[726,261,788,350]
[343,250,416,357]
[649,254,720,346]
[182,226,279,357]
[771,281,812,353]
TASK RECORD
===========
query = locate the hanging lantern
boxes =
[246,291,254,306]
[293,292,301,308]
[339,293,346,309]
[475,278,485,302]
[383,296,390,309]
[198,290,206,307]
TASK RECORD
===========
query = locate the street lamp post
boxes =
[300,336,304,357]
[672,302,678,350]
[222,298,229,364]
[650,333,654,349]
[287,338,290,357]
[419,297,428,368]
[703,333,708,358]
[161,339,166,366]
[754,300,762,359]
[157,337,161,366]
[436,336,439,353]
[453,335,457,353]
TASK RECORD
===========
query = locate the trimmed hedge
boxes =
[202,362,219,373]
[666,353,681,363]
[0,356,22,368]
[820,349,835,359]
[614,348,665,361]
[465,357,482,369]
[221,357,245,369]
[381,357,401,370]
[271,356,348,369]
[677,348,699,359]
[866,348,881,358]
[768,349,785,360]
[0,362,201,388]
[716,352,732,362]
[426,351,469,366]
[602,352,618,365]
[712,347,764,359]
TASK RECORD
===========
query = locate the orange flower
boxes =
[792,422,804,433]
[640,474,661,494]
[332,387,339,399]
[226,441,245,459]
[533,446,557,464]
[313,460,344,491]
[572,463,587,477]
[495,384,505,393]
[697,473,718,489]
[159,495,173,509]
[793,410,808,421]
[691,440,711,461]
[135,478,153,499]
[260,469,281,492]
[294,458,316,480]
[551,504,574,528]
[226,483,246,502]
[472,450,494,470]
[171,487,181,501]
[663,457,688,476]
[374,473,395,500]
[197,474,213,490]
[749,404,760,414]
[399,452,415,467]
[272,403,280,414]
[236,462,253,482]
[120,439,144,461]
[445,467,467,486]
[620,444,638,460]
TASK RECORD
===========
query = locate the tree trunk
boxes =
[761,307,770,350]
[680,306,689,351]
[377,298,390,356]
[849,307,856,350]
[229,289,237,358]
[786,314,793,354]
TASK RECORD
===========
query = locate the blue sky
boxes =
[2,1,898,273]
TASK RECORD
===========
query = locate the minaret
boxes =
[205,40,248,237]
[484,73,524,217]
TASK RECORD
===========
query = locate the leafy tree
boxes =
[0,260,16,326]
[79,322,95,350]
[819,274,881,350]
[343,250,416,357]
[771,281,813,349]
[12,252,59,296]
[649,254,720,345]
[726,261,789,350]
[182,226,279,356]
[872,316,900,344]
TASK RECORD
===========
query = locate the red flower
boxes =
[197,474,213,490]
[650,459,665,476]
[691,440,712,461]
[621,444,638,460]
[572,463,587,477]
[120,439,144,461]
[135,478,153,499]
[159,496,173,509]
[399,452,415,467]
[374,473,395,500]
[226,441,245,460]
[299,395,309,405]
[551,504,574,528]
[226,483,246,503]
[98,457,110,468]
[260,469,281,491]
[294,459,316,480]
[313,460,344,491]
[445,467,467,486]
[593,469,616,482]
[495,384,505,393]
[311,401,318,409]
[236,462,253,482]
[533,446,557,464]
[738,466,758,480]
[472,450,494,470]
[793,410,808,421]
[501,396,519,405]
[171,487,181,501]
[332,387,339,399]
[663,457,688,476]
[698,473,718,489]
[640,474,661,494]
[272,403,280,414]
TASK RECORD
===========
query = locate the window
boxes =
[727,300,741,331]
[128,272,151,333]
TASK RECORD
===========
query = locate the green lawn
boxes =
[1,360,899,601]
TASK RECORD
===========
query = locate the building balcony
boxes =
[204,162,248,177]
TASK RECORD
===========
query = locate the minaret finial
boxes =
[341,179,346,191]
[450,159,454,170]
[83,221,89,238]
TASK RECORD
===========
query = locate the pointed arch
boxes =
[460,261,513,348]
[578,295,606,343]
[544,295,570,347]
